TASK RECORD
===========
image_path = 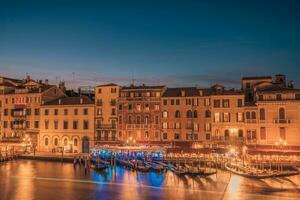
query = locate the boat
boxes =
[133,160,151,172]
[145,161,165,172]
[91,163,109,171]
[225,163,300,179]
[168,163,188,175]
[116,158,135,169]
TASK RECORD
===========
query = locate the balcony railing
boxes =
[95,137,117,142]
[245,119,257,123]
[96,124,116,129]
[126,124,159,129]
[1,137,23,143]
[273,119,291,124]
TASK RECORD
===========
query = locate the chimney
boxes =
[199,90,203,96]
[80,97,83,104]
[59,81,66,92]
[39,80,42,84]
[181,90,185,97]
[26,75,31,82]
[38,88,42,93]
[58,99,62,105]
[275,74,286,87]
[45,79,49,85]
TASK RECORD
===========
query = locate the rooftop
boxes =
[43,96,94,106]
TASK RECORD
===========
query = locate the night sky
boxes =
[0,0,300,89]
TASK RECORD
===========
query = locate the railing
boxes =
[95,137,117,142]
[273,119,291,124]
[126,124,159,129]
[96,124,116,129]
[1,137,23,142]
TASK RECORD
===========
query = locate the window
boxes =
[222,99,230,108]
[224,130,230,140]
[145,131,149,139]
[54,120,58,129]
[63,121,68,129]
[163,99,167,105]
[163,132,168,140]
[175,110,180,118]
[251,112,256,119]
[276,94,282,100]
[246,112,251,119]
[128,104,132,110]
[176,99,180,105]
[136,116,141,124]
[3,121,8,128]
[162,122,168,129]
[193,110,198,118]
[128,116,132,124]
[223,113,230,122]
[162,111,168,118]
[45,138,49,146]
[54,109,58,115]
[154,104,159,110]
[171,99,174,105]
[111,108,116,115]
[83,120,89,129]
[111,88,117,93]
[44,109,49,115]
[136,104,141,111]
[175,122,180,129]
[205,110,211,118]
[26,121,30,128]
[145,116,149,124]
[237,99,243,107]
[34,121,39,128]
[34,108,40,115]
[174,133,180,140]
[279,108,285,119]
[205,133,211,140]
[98,88,102,93]
[4,109,8,116]
[45,120,49,129]
[26,108,31,115]
[74,138,78,146]
[260,127,266,140]
[64,138,68,146]
[119,116,122,124]
[145,104,149,111]
[118,104,122,110]
[83,108,88,115]
[259,108,265,120]
[64,109,68,115]
[155,116,159,124]
[73,121,78,129]
[238,130,244,138]
[204,98,210,106]
[237,112,244,122]
[214,112,220,122]
[54,138,58,146]
[205,123,211,131]
[74,109,78,115]
[280,127,286,140]
[186,110,193,118]
[213,100,220,108]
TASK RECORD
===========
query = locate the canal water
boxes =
[0,160,299,200]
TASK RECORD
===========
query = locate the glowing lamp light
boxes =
[229,147,236,154]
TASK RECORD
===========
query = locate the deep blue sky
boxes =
[0,0,300,89]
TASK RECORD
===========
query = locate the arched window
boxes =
[128,115,132,124]
[64,138,68,146]
[175,110,180,118]
[186,110,192,118]
[74,138,78,146]
[145,131,149,138]
[279,108,285,119]
[259,108,265,120]
[251,112,256,119]
[193,110,198,118]
[45,138,49,146]
[54,138,58,146]
[205,110,211,118]
[162,111,168,118]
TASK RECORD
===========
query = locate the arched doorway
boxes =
[82,136,90,153]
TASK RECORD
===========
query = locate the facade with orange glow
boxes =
[39,96,94,153]
[117,85,165,143]
[0,76,65,147]
[95,84,120,143]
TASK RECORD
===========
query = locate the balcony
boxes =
[96,124,116,129]
[96,101,103,106]
[274,119,291,124]
[126,124,158,129]
[1,137,23,143]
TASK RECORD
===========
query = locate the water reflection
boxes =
[0,160,300,200]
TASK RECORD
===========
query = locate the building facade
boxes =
[95,84,120,143]
[39,96,94,153]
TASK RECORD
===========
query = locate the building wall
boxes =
[95,85,120,142]
[39,104,94,153]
